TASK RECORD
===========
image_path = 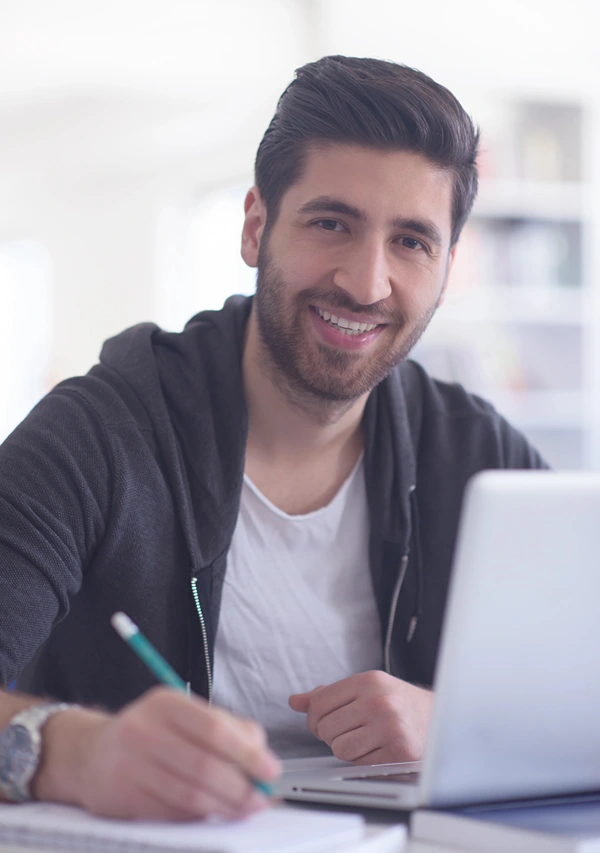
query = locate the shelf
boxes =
[438,285,587,326]
[473,180,586,222]
[424,96,591,468]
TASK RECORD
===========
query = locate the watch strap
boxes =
[0,702,76,802]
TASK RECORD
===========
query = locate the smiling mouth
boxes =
[315,307,381,336]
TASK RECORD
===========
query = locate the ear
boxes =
[241,187,267,268]
[437,244,457,307]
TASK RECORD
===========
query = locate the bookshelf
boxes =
[413,95,592,469]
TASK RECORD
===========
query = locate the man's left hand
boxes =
[288,671,432,764]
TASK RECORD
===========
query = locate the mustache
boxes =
[302,288,404,326]
[255,244,404,325]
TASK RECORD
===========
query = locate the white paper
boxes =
[0,802,364,853]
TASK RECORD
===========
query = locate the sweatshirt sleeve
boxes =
[0,387,111,684]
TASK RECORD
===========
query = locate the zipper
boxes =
[383,553,409,675]
[191,576,213,705]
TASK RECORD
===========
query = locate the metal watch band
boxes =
[0,702,77,802]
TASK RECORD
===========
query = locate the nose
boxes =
[332,238,393,306]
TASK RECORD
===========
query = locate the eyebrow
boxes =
[296,195,444,247]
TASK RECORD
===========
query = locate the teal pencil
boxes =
[110,611,273,797]
[111,611,187,690]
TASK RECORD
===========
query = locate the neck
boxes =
[242,307,367,464]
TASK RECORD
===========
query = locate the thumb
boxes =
[289,685,324,713]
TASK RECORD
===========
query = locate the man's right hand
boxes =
[32,687,280,821]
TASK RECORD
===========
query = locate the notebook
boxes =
[0,802,365,853]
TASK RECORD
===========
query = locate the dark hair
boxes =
[255,55,479,247]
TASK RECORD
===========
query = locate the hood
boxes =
[99,295,252,575]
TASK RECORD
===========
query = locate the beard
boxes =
[254,241,442,404]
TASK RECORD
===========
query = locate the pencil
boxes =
[110,611,274,797]
[111,611,187,690]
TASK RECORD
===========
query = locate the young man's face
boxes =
[242,144,456,402]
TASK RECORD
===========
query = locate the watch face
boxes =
[0,724,36,786]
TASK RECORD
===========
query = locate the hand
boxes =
[289,671,432,765]
[34,687,281,821]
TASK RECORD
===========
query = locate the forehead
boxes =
[283,143,454,240]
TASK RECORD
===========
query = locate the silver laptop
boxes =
[276,470,600,810]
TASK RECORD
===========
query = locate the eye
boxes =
[314,219,345,232]
[398,236,426,251]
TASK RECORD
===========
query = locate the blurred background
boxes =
[1,0,599,468]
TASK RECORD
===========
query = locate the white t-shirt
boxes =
[212,455,383,757]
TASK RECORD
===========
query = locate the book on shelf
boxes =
[469,218,580,290]
[411,794,600,853]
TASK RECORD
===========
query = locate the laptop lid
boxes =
[277,470,600,811]
[420,470,600,807]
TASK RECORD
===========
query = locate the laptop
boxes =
[275,470,600,810]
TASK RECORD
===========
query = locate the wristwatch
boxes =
[0,703,75,802]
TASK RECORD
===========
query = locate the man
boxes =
[0,56,545,821]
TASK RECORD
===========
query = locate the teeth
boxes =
[316,307,379,335]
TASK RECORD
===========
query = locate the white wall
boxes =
[319,0,599,94]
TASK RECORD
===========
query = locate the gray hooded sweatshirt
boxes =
[0,296,546,706]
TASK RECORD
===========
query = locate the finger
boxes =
[238,715,268,746]
[352,741,420,764]
[86,771,197,822]
[352,746,393,766]
[133,783,219,822]
[148,728,261,811]
[304,677,362,727]
[148,690,280,783]
[98,786,195,822]
[134,756,265,820]
[289,684,326,713]
[329,726,380,764]
[305,687,358,739]
[288,693,310,712]
[314,701,365,745]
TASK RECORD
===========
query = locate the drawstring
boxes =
[407,487,423,642]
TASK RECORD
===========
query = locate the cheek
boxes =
[282,234,344,283]
[391,265,445,313]
[286,253,328,291]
